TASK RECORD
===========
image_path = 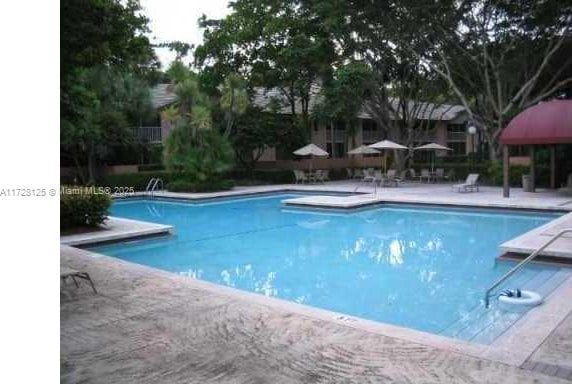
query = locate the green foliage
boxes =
[220,73,249,136]
[137,164,165,172]
[61,67,153,184]
[313,62,373,147]
[232,107,300,169]
[412,162,552,187]
[163,120,234,181]
[60,186,112,230]
[313,62,372,122]
[102,171,176,190]
[60,0,159,81]
[61,0,158,183]
[166,179,234,193]
[228,169,296,184]
[196,0,336,131]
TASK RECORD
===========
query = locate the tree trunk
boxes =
[87,143,98,186]
[72,153,87,185]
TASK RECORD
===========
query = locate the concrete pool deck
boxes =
[61,245,572,383]
[61,182,572,382]
[129,181,572,211]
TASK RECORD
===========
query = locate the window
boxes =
[335,120,346,131]
[448,141,466,155]
[447,124,466,142]
[362,119,377,131]
[447,124,465,133]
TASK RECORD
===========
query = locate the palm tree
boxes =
[220,73,249,137]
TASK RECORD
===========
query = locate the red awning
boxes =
[500,99,572,145]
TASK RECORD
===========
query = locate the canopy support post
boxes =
[503,145,510,198]
[550,146,556,189]
[529,146,536,192]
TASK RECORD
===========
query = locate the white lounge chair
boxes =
[362,168,375,183]
[418,169,431,183]
[314,169,329,184]
[409,168,417,181]
[453,173,480,192]
[434,168,448,182]
[384,169,401,187]
[293,170,309,184]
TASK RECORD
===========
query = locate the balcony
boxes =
[133,126,162,144]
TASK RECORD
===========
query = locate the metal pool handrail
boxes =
[145,177,164,198]
[484,227,572,308]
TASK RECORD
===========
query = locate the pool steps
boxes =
[441,268,569,344]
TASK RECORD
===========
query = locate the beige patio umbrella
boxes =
[368,140,408,173]
[293,143,329,173]
[347,145,380,168]
[414,143,452,173]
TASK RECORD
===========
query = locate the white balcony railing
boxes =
[133,126,162,143]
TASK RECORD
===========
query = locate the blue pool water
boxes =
[91,194,566,343]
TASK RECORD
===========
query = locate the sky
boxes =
[139,0,232,69]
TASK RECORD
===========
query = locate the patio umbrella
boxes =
[413,143,452,173]
[368,140,408,173]
[293,143,329,173]
[347,145,380,168]
[347,145,380,155]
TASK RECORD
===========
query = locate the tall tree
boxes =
[397,0,572,159]
[61,0,159,183]
[61,67,153,184]
[220,73,249,137]
[312,62,372,150]
[195,0,336,137]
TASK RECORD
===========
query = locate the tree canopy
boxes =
[196,0,571,160]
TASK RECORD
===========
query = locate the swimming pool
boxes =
[91,193,567,343]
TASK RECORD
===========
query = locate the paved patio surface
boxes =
[61,245,572,383]
[132,181,572,211]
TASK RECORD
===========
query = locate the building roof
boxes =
[252,86,467,122]
[500,99,572,145]
[150,84,177,109]
[151,82,467,122]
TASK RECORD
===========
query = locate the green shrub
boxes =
[102,171,177,190]
[60,186,112,230]
[138,163,165,172]
[166,179,234,192]
[412,161,550,187]
[228,168,350,184]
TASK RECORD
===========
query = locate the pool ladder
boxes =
[484,228,572,308]
[145,177,164,198]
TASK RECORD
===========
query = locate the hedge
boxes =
[60,186,112,230]
[229,168,349,184]
[137,163,165,172]
[412,162,550,187]
[166,179,234,192]
[100,162,548,190]
[102,171,178,190]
